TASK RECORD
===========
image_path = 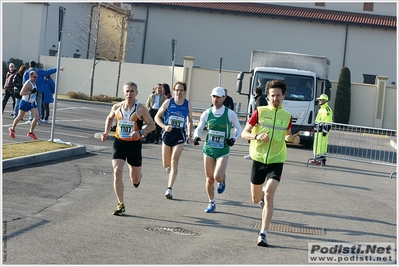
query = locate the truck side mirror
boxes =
[236,72,244,94]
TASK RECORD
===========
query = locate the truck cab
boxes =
[236,51,331,148]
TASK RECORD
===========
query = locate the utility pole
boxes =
[50,6,66,142]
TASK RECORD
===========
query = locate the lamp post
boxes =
[171,39,177,87]
[218,57,223,86]
[50,6,66,142]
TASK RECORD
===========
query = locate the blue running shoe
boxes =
[204,202,216,213]
[217,179,226,194]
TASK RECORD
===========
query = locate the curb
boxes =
[2,145,87,170]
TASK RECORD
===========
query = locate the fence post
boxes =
[374,75,389,128]
[183,56,195,101]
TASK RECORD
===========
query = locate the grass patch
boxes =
[65,92,123,103]
[2,141,73,160]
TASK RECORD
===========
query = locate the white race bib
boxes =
[118,120,135,138]
[168,115,185,129]
[207,130,225,148]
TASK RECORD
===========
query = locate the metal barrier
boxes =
[192,107,249,126]
[192,107,250,144]
[306,122,397,178]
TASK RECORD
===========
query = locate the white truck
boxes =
[236,50,331,147]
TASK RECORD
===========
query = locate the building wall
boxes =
[2,3,44,62]
[126,4,397,85]
[39,55,397,130]
[3,2,396,85]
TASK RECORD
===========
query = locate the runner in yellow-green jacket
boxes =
[241,79,300,247]
[310,93,333,164]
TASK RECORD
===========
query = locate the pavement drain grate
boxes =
[254,222,325,235]
[144,227,200,236]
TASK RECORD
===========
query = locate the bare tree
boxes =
[110,3,141,97]
[65,3,140,97]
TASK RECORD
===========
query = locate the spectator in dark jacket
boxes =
[254,86,268,109]
[2,63,17,114]
[223,88,235,111]
[162,83,172,99]
[12,65,27,118]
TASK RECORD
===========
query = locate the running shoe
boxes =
[259,198,265,210]
[8,128,15,138]
[27,132,38,140]
[133,173,143,188]
[41,119,48,123]
[166,167,171,174]
[217,179,226,194]
[204,202,216,213]
[257,233,268,247]
[25,120,32,124]
[243,155,251,160]
[113,202,125,216]
[165,188,173,199]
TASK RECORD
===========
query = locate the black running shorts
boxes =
[113,138,142,167]
[162,128,186,147]
[250,161,283,185]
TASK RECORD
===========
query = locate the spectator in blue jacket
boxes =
[41,76,55,123]
[23,61,64,124]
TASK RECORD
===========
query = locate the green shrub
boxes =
[66,91,90,100]
[66,91,123,103]
[334,67,351,124]
[91,94,113,102]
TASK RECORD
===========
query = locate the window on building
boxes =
[363,3,374,11]
[315,3,325,7]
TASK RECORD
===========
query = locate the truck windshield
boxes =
[253,73,314,101]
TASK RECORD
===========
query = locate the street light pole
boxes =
[50,6,66,142]
[171,39,177,87]
[218,57,223,86]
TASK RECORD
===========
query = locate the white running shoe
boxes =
[165,188,173,199]
[243,155,251,160]
[257,233,268,247]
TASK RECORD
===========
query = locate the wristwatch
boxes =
[254,134,258,140]
[139,129,144,136]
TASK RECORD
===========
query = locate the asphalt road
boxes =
[2,99,397,265]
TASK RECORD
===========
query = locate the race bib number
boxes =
[168,115,185,129]
[118,120,135,138]
[207,130,225,148]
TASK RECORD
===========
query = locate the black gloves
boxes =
[193,137,201,145]
[226,138,235,146]
[31,87,37,94]
[322,124,331,136]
